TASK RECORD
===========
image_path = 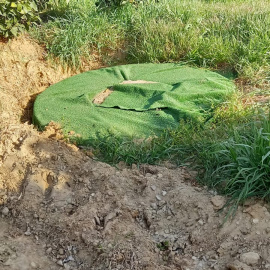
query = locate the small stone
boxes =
[2,207,9,216]
[150,203,157,210]
[24,227,31,236]
[240,252,260,266]
[162,190,167,196]
[198,219,204,225]
[157,173,163,178]
[252,218,259,224]
[66,255,75,262]
[31,262,38,269]
[151,185,156,191]
[59,248,64,255]
[46,247,52,254]
[158,200,166,207]
[57,260,64,266]
[156,195,161,201]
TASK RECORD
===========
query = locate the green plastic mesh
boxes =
[33,63,235,144]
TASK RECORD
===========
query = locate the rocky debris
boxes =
[240,252,260,266]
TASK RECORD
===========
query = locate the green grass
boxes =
[31,0,270,83]
[201,112,270,215]
[86,123,200,166]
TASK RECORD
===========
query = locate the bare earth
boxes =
[0,35,270,270]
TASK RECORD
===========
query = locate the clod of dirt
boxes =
[227,260,252,270]
[240,252,260,266]
[211,195,226,210]
[1,206,9,216]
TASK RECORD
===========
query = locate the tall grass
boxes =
[87,121,203,166]
[31,0,270,83]
[201,112,270,215]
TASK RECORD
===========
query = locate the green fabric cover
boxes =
[33,63,235,143]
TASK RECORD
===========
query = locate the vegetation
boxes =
[0,0,40,37]
[31,0,270,84]
[203,112,270,215]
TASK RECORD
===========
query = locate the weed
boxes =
[157,241,170,251]
[212,93,257,125]
[30,0,270,83]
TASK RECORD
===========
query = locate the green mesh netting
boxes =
[33,63,235,144]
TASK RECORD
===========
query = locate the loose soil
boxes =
[0,35,270,270]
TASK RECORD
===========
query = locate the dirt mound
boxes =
[0,36,270,270]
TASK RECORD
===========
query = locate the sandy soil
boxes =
[0,35,270,270]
